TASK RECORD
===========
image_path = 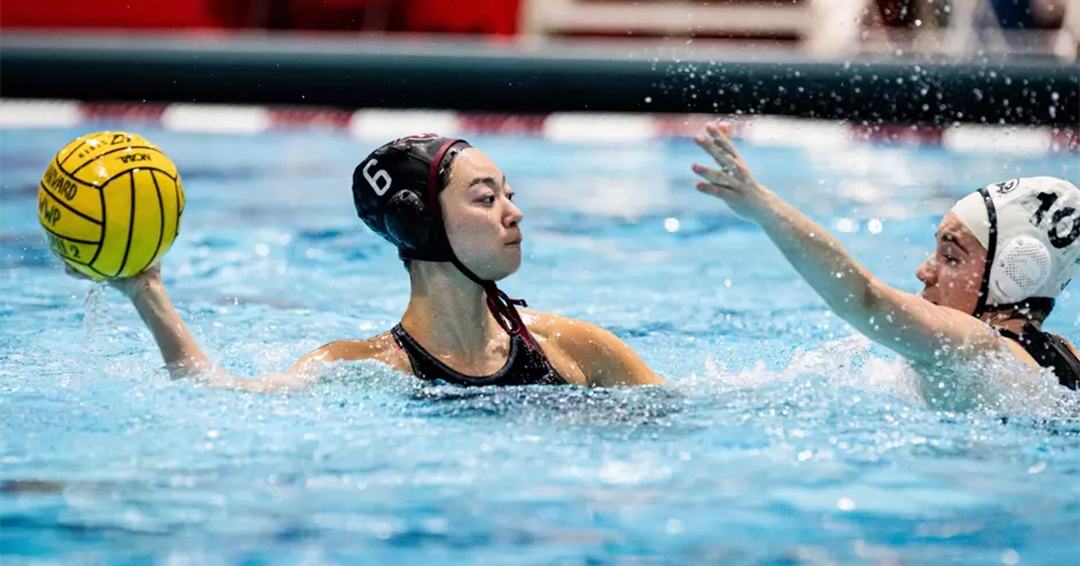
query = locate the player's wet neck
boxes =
[982,309,1043,336]
[401,262,504,359]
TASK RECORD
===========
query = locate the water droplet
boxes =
[666,518,684,534]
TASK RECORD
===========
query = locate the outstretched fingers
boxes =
[705,123,739,156]
[693,163,731,185]
[695,131,741,169]
[692,164,742,195]
[695,181,739,198]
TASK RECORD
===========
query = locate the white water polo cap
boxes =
[950,176,1080,317]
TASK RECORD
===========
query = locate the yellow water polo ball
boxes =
[37,131,185,281]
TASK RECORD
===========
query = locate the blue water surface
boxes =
[1,125,1078,565]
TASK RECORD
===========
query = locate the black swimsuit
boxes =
[998,323,1080,390]
[391,323,566,387]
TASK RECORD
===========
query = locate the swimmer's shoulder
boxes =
[291,331,411,374]
[522,310,663,386]
[1000,337,1040,368]
[521,310,606,356]
[522,310,606,343]
[517,311,587,385]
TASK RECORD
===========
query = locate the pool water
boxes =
[1,126,1078,565]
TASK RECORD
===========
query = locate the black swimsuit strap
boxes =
[997,324,1080,390]
[997,328,1021,341]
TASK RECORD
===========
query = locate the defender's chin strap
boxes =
[972,187,998,319]
[981,298,1056,321]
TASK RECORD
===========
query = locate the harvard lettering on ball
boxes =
[42,163,78,200]
[37,183,103,243]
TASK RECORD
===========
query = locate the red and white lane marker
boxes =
[0,99,1075,154]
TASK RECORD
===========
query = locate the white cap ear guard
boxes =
[989,236,1053,303]
[951,176,1080,317]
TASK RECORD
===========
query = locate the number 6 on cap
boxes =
[363,159,392,196]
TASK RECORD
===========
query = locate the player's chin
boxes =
[487,250,522,281]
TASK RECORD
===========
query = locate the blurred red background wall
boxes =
[0,0,522,34]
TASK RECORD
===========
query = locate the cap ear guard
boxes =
[385,190,439,259]
[989,236,1053,303]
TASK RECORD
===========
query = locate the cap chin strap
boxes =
[421,139,541,352]
[399,247,452,262]
[970,186,1056,320]
[981,297,1056,320]
[449,256,540,351]
[972,187,997,319]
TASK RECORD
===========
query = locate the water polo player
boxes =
[74,135,666,391]
[692,123,1079,409]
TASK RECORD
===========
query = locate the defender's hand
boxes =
[692,123,771,219]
